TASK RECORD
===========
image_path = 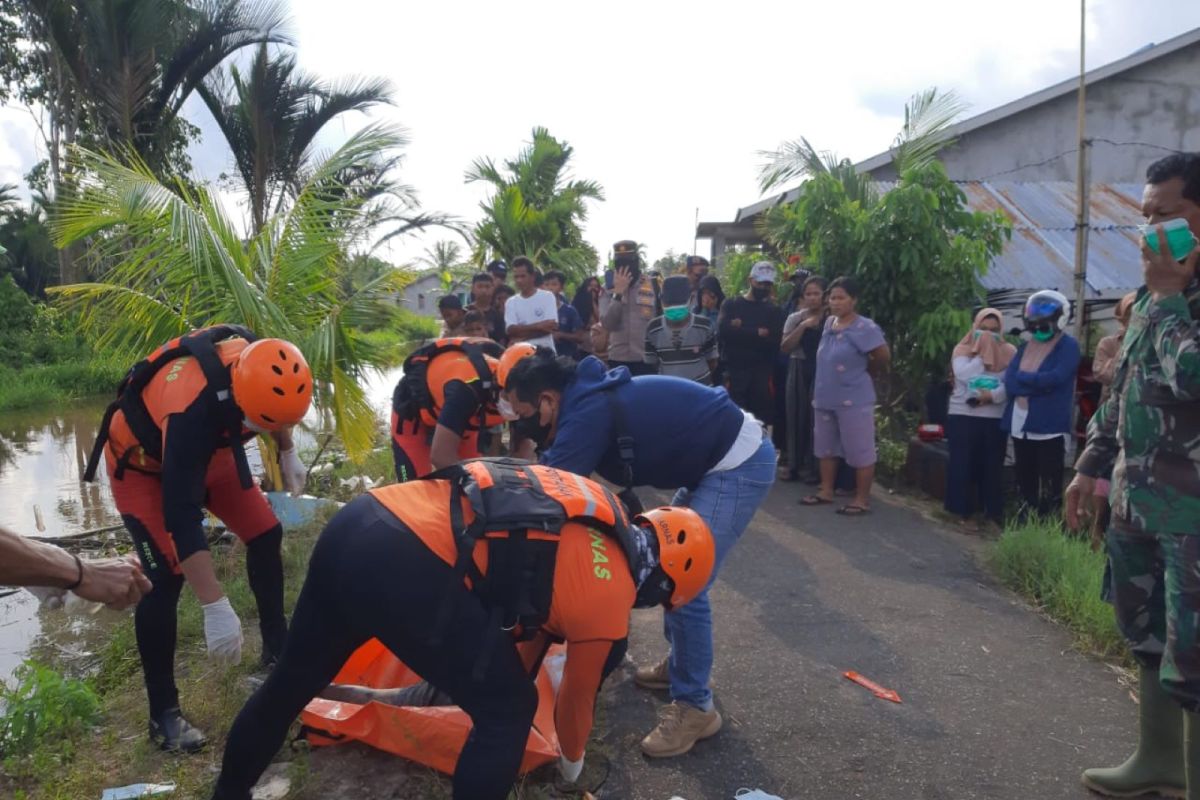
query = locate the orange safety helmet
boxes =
[496,342,538,390]
[231,338,313,431]
[636,506,715,608]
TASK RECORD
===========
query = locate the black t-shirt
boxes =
[718,296,785,369]
[437,380,484,435]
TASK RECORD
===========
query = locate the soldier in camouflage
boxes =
[1066,153,1200,799]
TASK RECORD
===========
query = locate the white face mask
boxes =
[243,417,269,434]
[496,396,519,422]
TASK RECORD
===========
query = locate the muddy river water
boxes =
[0,366,401,684]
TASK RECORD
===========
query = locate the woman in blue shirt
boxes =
[1001,291,1081,519]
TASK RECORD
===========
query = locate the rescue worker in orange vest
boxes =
[85,326,313,753]
[391,339,534,481]
[210,459,714,800]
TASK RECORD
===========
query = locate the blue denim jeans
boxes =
[665,436,776,710]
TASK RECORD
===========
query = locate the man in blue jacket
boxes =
[503,350,776,758]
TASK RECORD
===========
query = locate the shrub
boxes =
[0,661,100,767]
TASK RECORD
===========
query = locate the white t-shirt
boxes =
[505,289,558,352]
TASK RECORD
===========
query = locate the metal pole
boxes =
[1072,0,1092,351]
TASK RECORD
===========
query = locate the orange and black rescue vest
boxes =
[399,458,639,678]
[84,325,258,490]
[392,338,505,433]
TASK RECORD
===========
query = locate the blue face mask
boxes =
[663,306,690,322]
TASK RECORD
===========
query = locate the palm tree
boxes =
[757,87,968,198]
[199,43,393,233]
[20,0,289,283]
[466,127,603,283]
[26,0,289,174]
[49,124,412,460]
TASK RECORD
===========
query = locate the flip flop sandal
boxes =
[836,504,871,516]
[800,495,832,506]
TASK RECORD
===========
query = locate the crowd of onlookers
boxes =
[433,243,1122,525]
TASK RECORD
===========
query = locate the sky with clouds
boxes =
[1,0,1198,269]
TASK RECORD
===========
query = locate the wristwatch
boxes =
[611,291,623,300]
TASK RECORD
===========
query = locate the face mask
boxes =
[243,417,268,434]
[1032,328,1055,342]
[750,287,770,301]
[496,396,518,422]
[663,306,690,322]
[973,330,1001,341]
[512,404,553,447]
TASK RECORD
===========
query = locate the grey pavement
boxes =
[596,482,1138,800]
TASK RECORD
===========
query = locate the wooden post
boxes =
[1072,0,1092,352]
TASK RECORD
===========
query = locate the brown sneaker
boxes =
[634,657,670,690]
[640,702,723,758]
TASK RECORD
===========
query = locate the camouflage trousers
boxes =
[1108,516,1200,711]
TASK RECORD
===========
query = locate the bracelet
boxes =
[65,553,84,592]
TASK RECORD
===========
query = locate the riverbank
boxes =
[0,501,585,800]
[0,357,126,413]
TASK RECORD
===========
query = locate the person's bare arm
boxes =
[430,424,465,471]
[0,526,151,610]
[507,320,558,339]
[867,343,892,377]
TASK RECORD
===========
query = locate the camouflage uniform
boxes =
[1077,281,1200,709]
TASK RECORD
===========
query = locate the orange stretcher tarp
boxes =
[300,638,561,775]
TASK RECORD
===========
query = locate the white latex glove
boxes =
[558,752,584,784]
[279,447,306,497]
[202,596,244,664]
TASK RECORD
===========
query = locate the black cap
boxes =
[486,259,508,277]
[438,294,463,310]
[685,255,709,269]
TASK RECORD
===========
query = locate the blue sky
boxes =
[1,0,1198,268]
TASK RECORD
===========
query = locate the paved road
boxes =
[596,483,1137,800]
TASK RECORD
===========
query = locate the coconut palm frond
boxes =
[891,87,968,175]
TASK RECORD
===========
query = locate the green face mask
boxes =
[663,306,690,322]
[1032,328,1055,342]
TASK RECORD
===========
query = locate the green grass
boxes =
[0,356,126,412]
[988,518,1128,660]
[5,513,332,799]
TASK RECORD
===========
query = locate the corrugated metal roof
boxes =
[873,180,1145,299]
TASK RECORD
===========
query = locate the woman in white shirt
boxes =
[945,309,1016,528]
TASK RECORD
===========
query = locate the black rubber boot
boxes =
[149,706,207,753]
[246,525,288,666]
[1082,667,1185,798]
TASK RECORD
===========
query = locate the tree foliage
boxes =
[763,162,1010,402]
[467,127,603,284]
[49,125,412,459]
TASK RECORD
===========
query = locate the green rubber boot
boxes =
[1186,710,1200,800]
[1082,667,1185,798]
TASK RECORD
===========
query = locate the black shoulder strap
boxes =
[181,329,255,491]
[604,387,636,492]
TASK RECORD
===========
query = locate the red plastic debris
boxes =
[843,671,902,703]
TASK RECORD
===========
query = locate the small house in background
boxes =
[698,27,1200,314]
[396,270,468,318]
